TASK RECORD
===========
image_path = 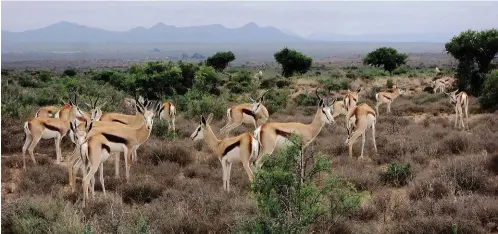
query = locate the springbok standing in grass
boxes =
[344,103,377,159]
[445,89,469,130]
[190,113,258,192]
[22,93,84,169]
[69,119,113,207]
[220,90,270,136]
[330,88,361,129]
[375,85,404,116]
[78,98,160,183]
[432,79,447,93]
[253,89,336,179]
[158,100,177,132]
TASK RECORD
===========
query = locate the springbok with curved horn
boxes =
[220,90,270,136]
[190,113,258,192]
[445,89,469,130]
[158,100,177,132]
[344,103,377,159]
[78,98,160,183]
[253,89,336,179]
[375,85,404,116]
[22,92,85,169]
[67,97,153,193]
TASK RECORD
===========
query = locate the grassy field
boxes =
[1,57,498,233]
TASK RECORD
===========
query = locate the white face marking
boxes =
[251,101,261,113]
[190,125,204,141]
[143,110,155,130]
[320,105,334,124]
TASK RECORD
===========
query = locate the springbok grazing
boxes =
[375,85,404,116]
[78,98,160,183]
[22,93,84,169]
[158,100,177,132]
[344,103,377,159]
[190,113,258,192]
[253,89,336,179]
[220,90,270,136]
[445,89,469,130]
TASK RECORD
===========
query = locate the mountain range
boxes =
[1,21,458,44]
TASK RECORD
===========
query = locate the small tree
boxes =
[237,134,360,233]
[363,47,408,75]
[205,51,235,72]
[445,29,498,95]
[274,48,312,77]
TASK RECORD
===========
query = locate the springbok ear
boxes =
[330,98,337,105]
[207,113,214,124]
[454,89,459,93]
[201,115,207,126]
[356,88,361,93]
[70,121,76,132]
[249,97,255,104]
[318,99,324,107]
[86,121,94,132]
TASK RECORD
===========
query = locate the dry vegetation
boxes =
[2,66,498,233]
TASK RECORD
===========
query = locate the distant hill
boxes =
[1,21,308,44]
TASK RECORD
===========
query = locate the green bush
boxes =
[320,78,349,92]
[479,69,498,111]
[38,71,52,82]
[63,68,77,77]
[392,65,410,75]
[380,162,412,187]
[226,70,258,94]
[176,89,226,120]
[263,89,290,114]
[237,134,360,234]
[295,91,320,106]
[387,78,394,89]
[193,66,222,95]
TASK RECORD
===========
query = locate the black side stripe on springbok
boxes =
[276,129,291,138]
[102,144,111,154]
[242,108,256,119]
[101,133,128,145]
[382,95,392,100]
[43,123,60,132]
[223,141,241,156]
[112,119,127,125]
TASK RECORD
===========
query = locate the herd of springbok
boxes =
[21,76,468,206]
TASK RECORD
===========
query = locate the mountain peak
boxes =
[241,22,259,29]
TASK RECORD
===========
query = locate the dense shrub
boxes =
[380,162,412,187]
[479,69,498,111]
[176,89,226,120]
[295,91,320,106]
[262,88,290,114]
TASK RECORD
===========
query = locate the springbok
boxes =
[445,89,469,129]
[375,85,404,116]
[158,100,177,132]
[253,89,336,179]
[69,119,112,207]
[220,90,270,136]
[190,113,258,192]
[77,98,160,183]
[22,93,84,169]
[344,103,377,159]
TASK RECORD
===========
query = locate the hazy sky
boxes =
[2,1,497,36]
